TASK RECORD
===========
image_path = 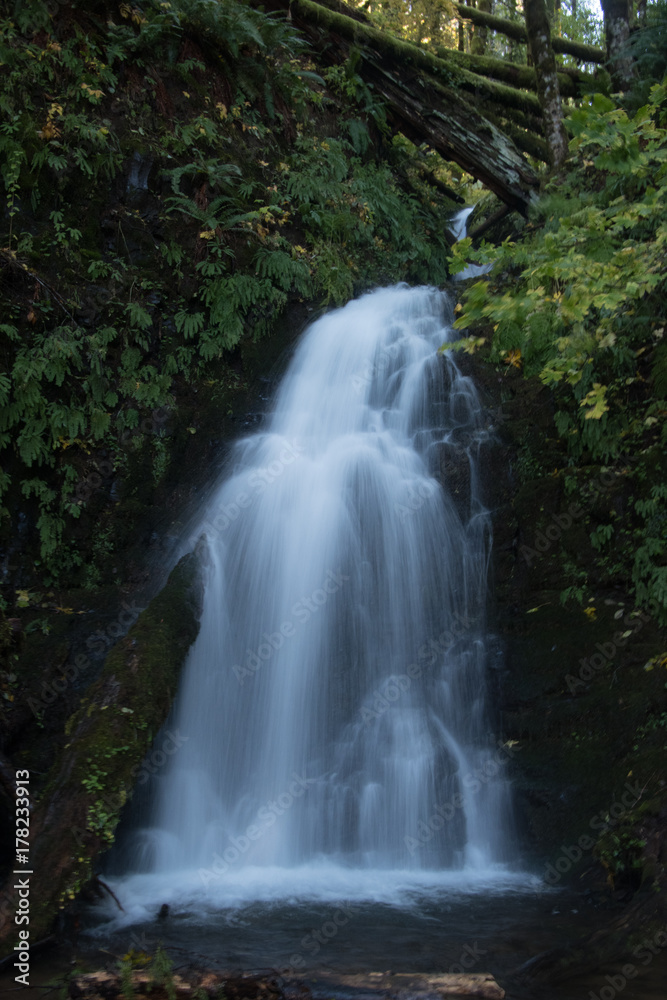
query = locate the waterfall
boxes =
[117,285,517,908]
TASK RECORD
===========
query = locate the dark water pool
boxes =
[2,885,665,1000]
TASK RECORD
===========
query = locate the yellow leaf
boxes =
[16,590,30,608]
[581,382,609,420]
[584,606,597,620]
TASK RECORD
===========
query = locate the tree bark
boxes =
[601,0,636,90]
[471,0,493,55]
[454,2,606,61]
[524,0,569,168]
[363,62,539,211]
[482,110,549,160]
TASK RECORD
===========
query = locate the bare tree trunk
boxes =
[601,0,636,90]
[465,0,475,51]
[471,0,492,55]
[524,0,569,168]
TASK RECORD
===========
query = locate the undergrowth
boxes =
[451,80,667,623]
[0,0,460,587]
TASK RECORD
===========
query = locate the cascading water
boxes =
[108,285,524,921]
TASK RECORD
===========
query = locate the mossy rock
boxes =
[0,551,203,950]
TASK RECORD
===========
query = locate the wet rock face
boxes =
[462,353,666,877]
[0,551,204,946]
[437,440,472,520]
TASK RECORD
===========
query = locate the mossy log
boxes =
[454,3,606,62]
[435,46,597,96]
[260,0,539,211]
[481,111,549,161]
[280,0,544,115]
[0,552,203,949]
[362,63,539,212]
[421,65,544,130]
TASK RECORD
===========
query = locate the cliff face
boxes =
[460,351,667,979]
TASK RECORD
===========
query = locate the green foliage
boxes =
[0,0,459,589]
[595,826,647,887]
[558,0,604,56]
[364,0,458,46]
[149,946,177,1000]
[118,957,136,1000]
[626,0,667,109]
[454,83,667,622]
[278,133,452,303]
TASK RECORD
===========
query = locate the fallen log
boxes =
[454,3,606,62]
[260,0,539,212]
[0,551,204,948]
[434,46,598,97]
[67,968,506,1000]
[69,969,285,1000]
[481,111,549,161]
[468,203,512,241]
[310,970,506,999]
[363,63,539,212]
[416,164,466,204]
[282,0,544,116]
